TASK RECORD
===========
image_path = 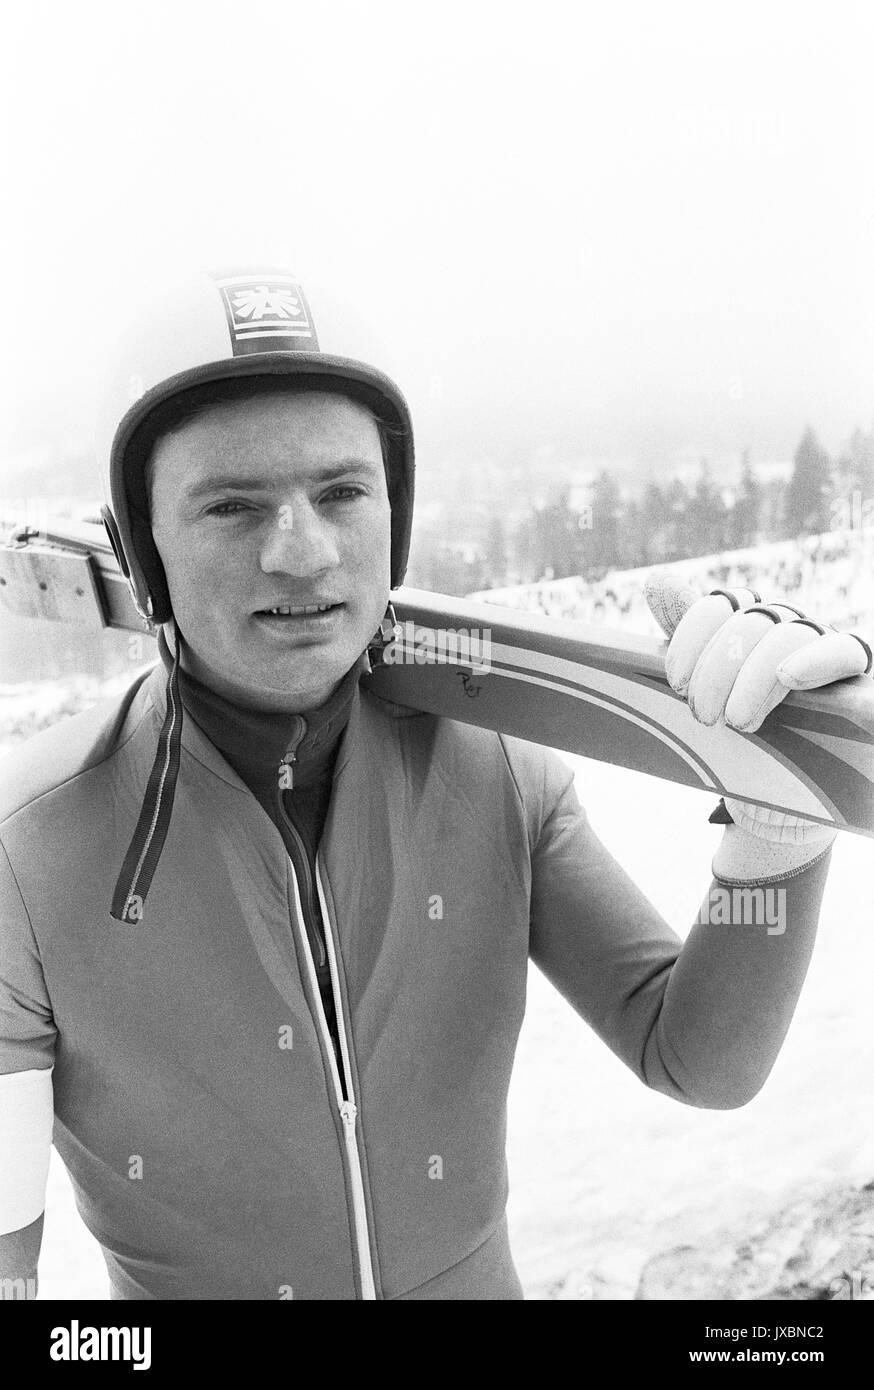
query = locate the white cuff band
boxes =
[712,824,836,886]
[0,1067,53,1235]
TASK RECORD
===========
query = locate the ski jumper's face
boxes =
[148,390,392,711]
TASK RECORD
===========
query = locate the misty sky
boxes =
[1,0,872,492]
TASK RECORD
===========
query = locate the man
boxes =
[0,268,869,1300]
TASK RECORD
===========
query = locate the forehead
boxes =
[160,389,383,461]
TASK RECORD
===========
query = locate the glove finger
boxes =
[776,630,874,689]
[643,571,702,638]
[685,604,800,725]
[665,587,762,694]
[724,621,821,731]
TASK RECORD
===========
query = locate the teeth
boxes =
[265,604,334,615]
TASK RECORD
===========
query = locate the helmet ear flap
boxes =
[102,502,171,624]
[128,503,172,624]
[101,505,130,579]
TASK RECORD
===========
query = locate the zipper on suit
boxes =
[275,781,327,971]
[315,856,377,1301]
[277,719,326,971]
[284,836,377,1300]
[275,714,376,1297]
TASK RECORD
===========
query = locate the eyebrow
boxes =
[183,459,383,502]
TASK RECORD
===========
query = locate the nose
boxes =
[259,497,341,578]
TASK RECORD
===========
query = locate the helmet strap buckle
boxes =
[365,601,400,671]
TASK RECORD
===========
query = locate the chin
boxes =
[196,618,368,702]
[257,648,354,693]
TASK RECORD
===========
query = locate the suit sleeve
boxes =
[0,835,56,1233]
[527,751,831,1109]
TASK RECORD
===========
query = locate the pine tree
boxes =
[483,515,507,588]
[590,470,622,569]
[729,449,762,548]
[836,426,874,498]
[784,427,833,537]
[640,481,673,564]
[686,461,728,555]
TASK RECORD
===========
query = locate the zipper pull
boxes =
[278,715,307,791]
[339,1099,357,1132]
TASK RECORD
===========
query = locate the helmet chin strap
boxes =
[110,616,184,924]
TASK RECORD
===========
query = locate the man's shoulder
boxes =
[359,680,571,800]
[0,666,157,829]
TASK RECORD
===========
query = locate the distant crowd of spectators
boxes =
[471,530,874,639]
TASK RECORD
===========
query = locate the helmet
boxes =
[97,267,415,624]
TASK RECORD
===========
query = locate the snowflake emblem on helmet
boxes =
[214,273,318,355]
[230,286,303,322]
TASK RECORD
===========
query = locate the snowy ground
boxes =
[506,755,874,1300]
[26,745,873,1300]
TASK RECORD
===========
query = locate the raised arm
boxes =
[529,571,867,1106]
[528,764,833,1109]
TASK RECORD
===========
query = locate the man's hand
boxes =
[644,572,872,732]
[644,572,873,845]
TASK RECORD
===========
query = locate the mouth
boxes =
[252,601,345,633]
[256,602,341,617]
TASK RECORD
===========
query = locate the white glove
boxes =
[644,572,872,847]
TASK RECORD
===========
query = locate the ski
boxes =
[2,522,872,836]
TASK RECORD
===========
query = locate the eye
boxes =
[324,485,366,502]
[206,500,250,517]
